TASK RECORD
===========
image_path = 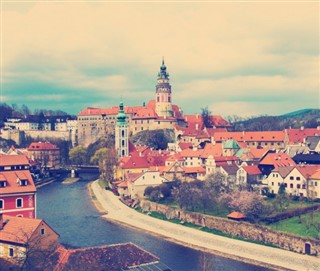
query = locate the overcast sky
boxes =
[1,1,319,117]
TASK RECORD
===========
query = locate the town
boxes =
[0,60,320,270]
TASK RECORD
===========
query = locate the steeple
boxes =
[115,101,129,158]
[116,101,127,126]
[158,57,169,80]
[155,58,173,117]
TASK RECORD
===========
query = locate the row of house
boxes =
[114,123,320,199]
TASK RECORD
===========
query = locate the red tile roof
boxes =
[242,165,262,175]
[286,128,320,144]
[55,243,159,271]
[310,169,320,179]
[0,215,43,245]
[0,154,29,166]
[296,165,320,179]
[184,166,206,174]
[259,153,296,168]
[178,142,193,150]
[0,170,36,195]
[214,131,285,142]
[118,156,150,169]
[180,148,203,158]
[132,108,158,119]
[28,142,59,151]
[227,211,246,219]
[201,143,223,158]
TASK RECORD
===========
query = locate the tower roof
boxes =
[116,101,127,126]
[158,58,169,79]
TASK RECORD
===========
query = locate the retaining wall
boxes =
[139,199,320,255]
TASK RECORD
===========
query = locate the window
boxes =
[0,245,3,256]
[20,180,27,186]
[40,228,45,235]
[122,140,125,146]
[289,183,293,188]
[9,247,14,257]
[315,182,318,186]
[296,177,301,181]
[16,198,23,208]
[122,130,125,137]
[284,183,287,187]
[0,199,3,209]
[122,150,125,156]
[297,184,301,189]
[290,176,294,180]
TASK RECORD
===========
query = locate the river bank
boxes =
[89,180,320,271]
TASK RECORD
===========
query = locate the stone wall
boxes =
[139,199,320,255]
[25,130,70,141]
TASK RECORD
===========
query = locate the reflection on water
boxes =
[37,175,272,271]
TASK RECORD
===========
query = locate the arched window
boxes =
[122,150,125,156]
[122,130,125,137]
[122,140,125,146]
[16,198,23,208]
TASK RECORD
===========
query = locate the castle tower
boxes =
[115,102,129,158]
[155,58,173,118]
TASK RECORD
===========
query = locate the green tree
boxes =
[91,147,116,182]
[274,183,290,212]
[69,146,87,166]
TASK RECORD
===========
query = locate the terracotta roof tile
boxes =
[28,142,59,151]
[242,165,262,175]
[0,154,29,166]
[0,215,42,245]
[0,170,36,194]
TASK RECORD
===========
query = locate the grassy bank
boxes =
[135,208,280,249]
[268,211,320,239]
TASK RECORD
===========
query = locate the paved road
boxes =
[91,181,320,271]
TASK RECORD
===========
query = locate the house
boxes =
[292,153,320,165]
[267,165,320,197]
[127,171,170,198]
[28,142,60,170]
[0,214,59,264]
[308,169,320,199]
[0,155,37,218]
[305,136,320,153]
[217,165,239,187]
[258,152,295,176]
[285,128,320,145]
[236,165,263,190]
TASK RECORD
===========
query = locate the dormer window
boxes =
[20,180,28,186]
[0,181,7,187]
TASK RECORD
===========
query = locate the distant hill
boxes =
[231,109,319,131]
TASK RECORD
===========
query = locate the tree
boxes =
[201,106,213,128]
[274,183,290,212]
[69,146,87,166]
[9,227,59,271]
[227,191,272,221]
[91,147,116,182]
[205,172,230,194]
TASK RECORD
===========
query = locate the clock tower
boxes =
[155,59,173,118]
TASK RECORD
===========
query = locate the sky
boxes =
[0,1,319,117]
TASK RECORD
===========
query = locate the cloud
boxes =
[1,1,319,116]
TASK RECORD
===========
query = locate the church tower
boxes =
[155,58,173,118]
[115,101,129,158]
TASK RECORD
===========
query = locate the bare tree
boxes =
[4,227,59,271]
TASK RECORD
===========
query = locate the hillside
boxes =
[231,109,319,131]
[130,129,175,150]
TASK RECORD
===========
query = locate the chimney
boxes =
[196,123,199,131]
[196,113,199,119]
[0,213,3,230]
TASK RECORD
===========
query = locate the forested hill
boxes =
[230,109,319,131]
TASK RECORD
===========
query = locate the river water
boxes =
[37,174,272,271]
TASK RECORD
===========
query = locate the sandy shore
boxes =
[89,180,320,271]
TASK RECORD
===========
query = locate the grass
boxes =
[135,208,280,249]
[98,179,108,189]
[268,211,320,239]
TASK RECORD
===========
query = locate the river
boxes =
[37,174,272,271]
